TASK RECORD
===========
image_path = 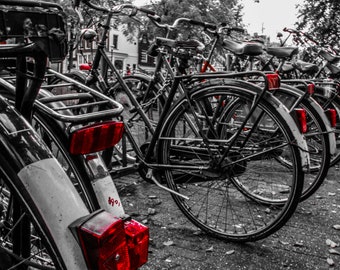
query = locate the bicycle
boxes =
[0,1,149,269]
[58,0,313,243]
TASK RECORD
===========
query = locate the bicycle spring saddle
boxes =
[265,46,299,59]
[293,60,319,74]
[325,62,340,78]
[319,49,340,64]
[147,37,205,57]
[222,38,263,56]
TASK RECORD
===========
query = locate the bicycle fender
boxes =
[269,94,311,171]
[18,158,89,270]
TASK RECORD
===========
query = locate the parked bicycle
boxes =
[57,0,313,243]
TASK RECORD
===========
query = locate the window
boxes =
[114,59,123,70]
[140,50,148,63]
[112,34,118,49]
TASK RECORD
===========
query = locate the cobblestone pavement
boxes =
[114,166,340,270]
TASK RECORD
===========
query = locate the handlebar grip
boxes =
[138,7,156,16]
[148,14,161,23]
[204,22,217,31]
[189,19,216,30]
[189,19,206,27]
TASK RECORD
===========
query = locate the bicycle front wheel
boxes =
[157,81,304,242]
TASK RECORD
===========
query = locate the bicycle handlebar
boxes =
[283,27,319,45]
[149,16,217,34]
[74,0,155,15]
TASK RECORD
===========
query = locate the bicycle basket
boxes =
[0,2,68,62]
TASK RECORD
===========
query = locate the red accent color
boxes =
[77,211,130,270]
[295,108,307,133]
[307,83,315,95]
[69,121,124,155]
[266,73,280,90]
[326,109,337,128]
[80,63,92,71]
[124,220,149,270]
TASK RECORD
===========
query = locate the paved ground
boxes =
[114,166,340,270]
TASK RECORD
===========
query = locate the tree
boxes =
[146,0,244,39]
[296,0,340,47]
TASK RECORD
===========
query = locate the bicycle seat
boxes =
[265,47,299,58]
[326,62,340,77]
[319,49,340,63]
[281,62,295,73]
[294,60,319,74]
[222,38,263,56]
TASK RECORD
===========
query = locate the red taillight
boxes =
[326,109,337,128]
[307,83,315,95]
[69,121,124,155]
[80,63,92,71]
[124,219,149,270]
[266,73,280,90]
[70,211,150,270]
[295,108,307,133]
[75,211,130,270]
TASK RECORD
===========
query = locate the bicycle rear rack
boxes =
[0,68,123,129]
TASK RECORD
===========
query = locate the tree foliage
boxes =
[296,0,340,46]
[49,0,244,46]
[145,0,243,39]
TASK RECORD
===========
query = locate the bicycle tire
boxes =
[157,80,304,242]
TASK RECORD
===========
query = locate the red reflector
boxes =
[266,73,280,90]
[77,211,130,270]
[307,83,315,95]
[69,121,124,155]
[124,220,149,270]
[295,108,307,133]
[80,63,92,71]
[326,109,337,128]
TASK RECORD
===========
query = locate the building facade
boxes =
[72,25,155,75]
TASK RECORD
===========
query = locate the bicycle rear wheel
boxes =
[157,81,304,242]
